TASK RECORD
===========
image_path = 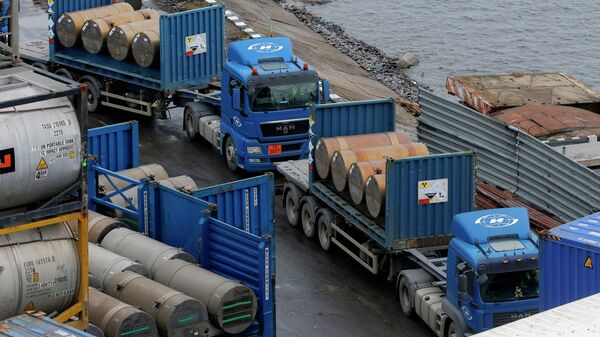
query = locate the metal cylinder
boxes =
[154,259,257,334]
[107,20,159,61]
[108,175,198,218]
[87,210,124,243]
[348,160,387,205]
[56,3,135,48]
[88,243,150,290]
[86,324,105,337]
[105,271,210,337]
[0,223,79,319]
[365,174,386,218]
[314,132,411,180]
[82,9,159,54]
[132,29,160,68]
[330,143,429,192]
[97,164,168,193]
[89,288,159,337]
[113,0,143,10]
[0,97,81,210]
[101,227,196,277]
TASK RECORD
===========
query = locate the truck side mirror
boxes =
[321,79,330,103]
[458,274,467,301]
[232,88,242,112]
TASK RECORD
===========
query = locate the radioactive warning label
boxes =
[185,33,207,56]
[37,158,48,170]
[418,178,448,205]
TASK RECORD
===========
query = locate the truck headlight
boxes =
[247,146,262,154]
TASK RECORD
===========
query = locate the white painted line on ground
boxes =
[227,16,239,21]
[235,21,247,27]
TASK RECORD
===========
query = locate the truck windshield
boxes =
[479,269,538,302]
[250,81,318,112]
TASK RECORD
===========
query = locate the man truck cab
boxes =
[184,37,329,172]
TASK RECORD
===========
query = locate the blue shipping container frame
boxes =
[49,0,225,91]
[540,211,600,311]
[87,122,275,337]
[308,99,475,249]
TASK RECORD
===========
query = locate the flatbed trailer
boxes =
[277,99,541,337]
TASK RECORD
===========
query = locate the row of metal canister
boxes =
[315,132,429,218]
[56,3,161,67]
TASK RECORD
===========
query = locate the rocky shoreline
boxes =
[280,3,420,102]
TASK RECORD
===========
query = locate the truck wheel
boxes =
[224,137,238,172]
[32,62,49,71]
[447,322,458,337]
[54,68,74,81]
[184,109,199,140]
[317,209,334,252]
[398,276,415,317]
[300,196,318,239]
[79,75,102,113]
[284,184,302,227]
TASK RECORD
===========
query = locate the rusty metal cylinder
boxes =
[132,29,160,68]
[348,160,387,205]
[56,3,134,48]
[0,223,79,320]
[101,227,196,277]
[330,143,429,192]
[154,259,258,334]
[97,164,168,193]
[89,288,159,337]
[107,20,159,61]
[105,271,210,337]
[88,243,150,290]
[314,132,411,180]
[365,174,386,218]
[81,9,159,54]
[109,175,198,218]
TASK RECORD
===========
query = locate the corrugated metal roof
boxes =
[473,292,600,336]
[446,72,600,114]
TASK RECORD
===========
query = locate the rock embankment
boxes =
[282,4,420,102]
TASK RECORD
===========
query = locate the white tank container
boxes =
[0,223,80,319]
[0,93,81,210]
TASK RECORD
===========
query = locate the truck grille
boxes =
[493,310,538,327]
[260,119,309,137]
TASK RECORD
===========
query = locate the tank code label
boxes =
[41,119,73,137]
[22,256,74,300]
[0,148,15,174]
[418,178,448,205]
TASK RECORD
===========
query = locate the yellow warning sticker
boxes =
[419,181,431,189]
[24,301,35,311]
[36,158,48,170]
[585,256,593,269]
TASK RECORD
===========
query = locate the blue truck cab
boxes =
[185,37,329,172]
[444,208,539,335]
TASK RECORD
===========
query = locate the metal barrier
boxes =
[418,89,600,222]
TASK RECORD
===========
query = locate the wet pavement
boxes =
[88,109,434,337]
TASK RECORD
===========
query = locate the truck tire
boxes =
[79,75,102,113]
[224,137,238,172]
[447,322,458,337]
[398,276,415,317]
[300,196,318,239]
[55,68,74,81]
[185,110,199,140]
[32,62,49,71]
[317,208,334,252]
[284,183,302,227]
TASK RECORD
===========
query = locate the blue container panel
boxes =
[385,152,475,247]
[160,5,225,90]
[540,212,600,310]
[1,315,95,337]
[193,175,274,238]
[310,98,395,143]
[88,122,139,171]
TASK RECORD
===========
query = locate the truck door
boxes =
[456,258,476,326]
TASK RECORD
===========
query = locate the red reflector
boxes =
[252,67,258,75]
[309,164,314,171]
[303,63,309,71]
[268,144,282,155]
[49,39,55,44]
